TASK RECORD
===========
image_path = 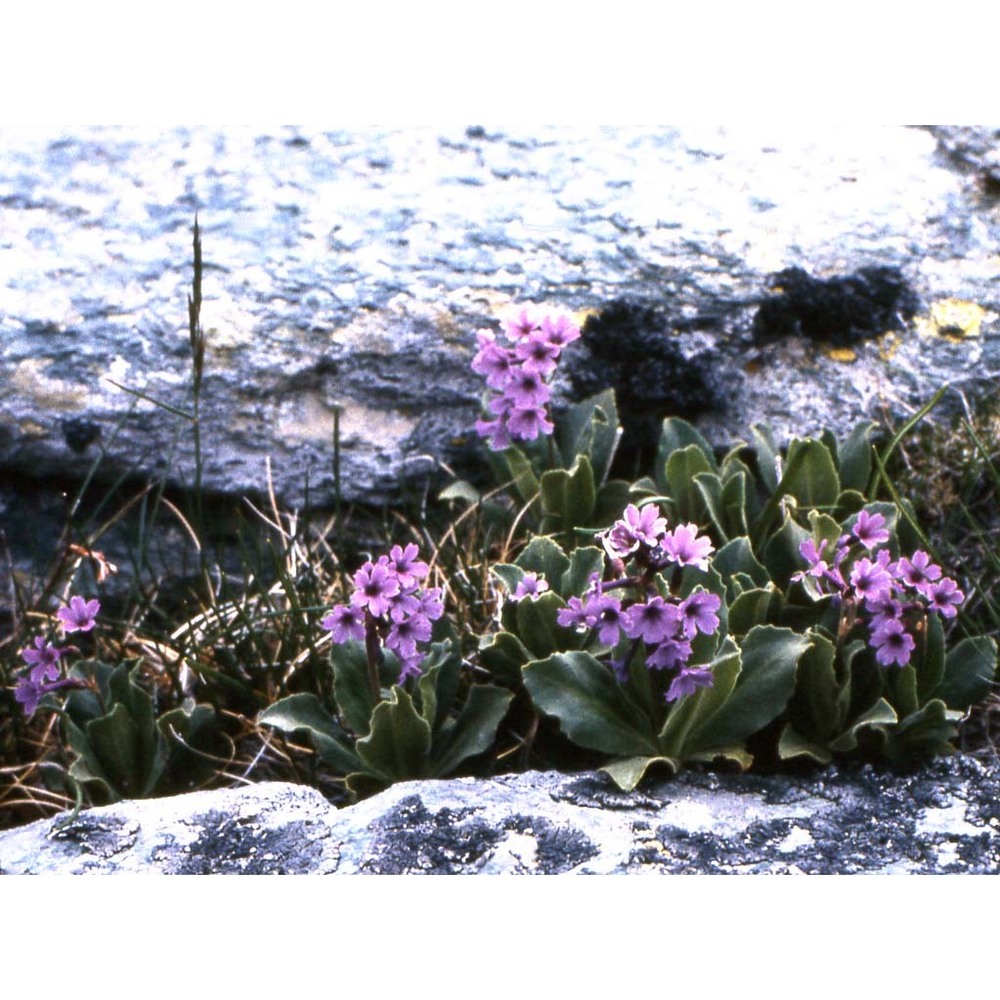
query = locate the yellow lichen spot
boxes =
[914,299,986,341]
[824,346,857,363]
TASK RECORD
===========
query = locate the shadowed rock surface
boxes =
[2,757,999,874]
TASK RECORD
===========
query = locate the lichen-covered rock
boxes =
[2,758,999,874]
[2,126,1000,514]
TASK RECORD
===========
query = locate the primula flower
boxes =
[471,333,517,389]
[57,596,100,633]
[504,305,543,340]
[665,664,714,702]
[870,619,915,667]
[852,510,891,550]
[894,550,942,595]
[512,572,549,602]
[505,405,554,441]
[21,636,62,684]
[646,637,693,672]
[14,675,85,718]
[584,593,626,646]
[556,596,590,630]
[678,590,721,639]
[661,523,714,571]
[320,604,367,643]
[350,561,401,617]
[539,312,580,349]
[604,503,667,558]
[385,614,433,658]
[514,331,561,377]
[926,577,964,618]
[388,543,429,588]
[623,596,682,645]
[849,557,892,601]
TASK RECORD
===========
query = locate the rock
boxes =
[2,126,1000,512]
[3,757,999,874]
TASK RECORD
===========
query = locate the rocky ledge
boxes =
[2,755,998,874]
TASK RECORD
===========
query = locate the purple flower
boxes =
[849,557,892,601]
[413,587,445,622]
[512,572,549,602]
[604,503,667,558]
[14,676,84,718]
[646,637,693,672]
[471,333,517,389]
[505,405,554,441]
[501,368,551,409]
[584,593,626,646]
[661,523,714,571]
[926,577,964,618]
[539,312,580,349]
[21,636,62,684]
[57,596,100,633]
[350,561,401,618]
[797,538,830,578]
[504,305,542,340]
[665,665,714,702]
[388,543,429,588]
[677,590,722,639]
[514,331,561,377]
[870,619,915,667]
[474,415,513,451]
[385,614,433,659]
[623,596,682,645]
[865,592,904,634]
[397,654,425,683]
[556,596,590,630]
[320,604,367,643]
[852,510,891,550]
[895,550,942,596]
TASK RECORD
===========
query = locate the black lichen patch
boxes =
[61,417,101,454]
[50,813,138,859]
[361,795,501,874]
[565,300,726,470]
[173,811,330,874]
[752,266,919,347]
[504,814,598,872]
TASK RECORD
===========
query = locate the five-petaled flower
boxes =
[57,595,100,633]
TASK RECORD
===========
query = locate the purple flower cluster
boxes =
[321,544,444,682]
[13,596,99,716]
[557,503,722,702]
[794,510,964,667]
[471,305,580,451]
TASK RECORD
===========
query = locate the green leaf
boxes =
[665,445,714,523]
[693,471,728,542]
[259,693,362,773]
[782,438,841,510]
[720,469,749,538]
[657,417,718,491]
[330,640,377,736]
[887,700,963,760]
[658,638,742,757]
[761,513,810,588]
[601,755,680,792]
[539,455,596,538]
[727,587,782,636]
[785,631,845,745]
[828,698,898,753]
[523,651,659,757]
[751,425,781,492]
[356,686,433,780]
[713,537,771,593]
[477,631,533,686]
[431,685,514,777]
[515,535,571,584]
[85,702,165,799]
[556,388,621,483]
[516,591,571,659]
[688,626,806,749]
[838,421,875,493]
[777,724,833,765]
[438,479,481,504]
[932,636,998,710]
[504,445,540,506]
[561,546,606,599]
[914,613,946,706]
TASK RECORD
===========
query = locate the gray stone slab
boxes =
[3,756,998,873]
